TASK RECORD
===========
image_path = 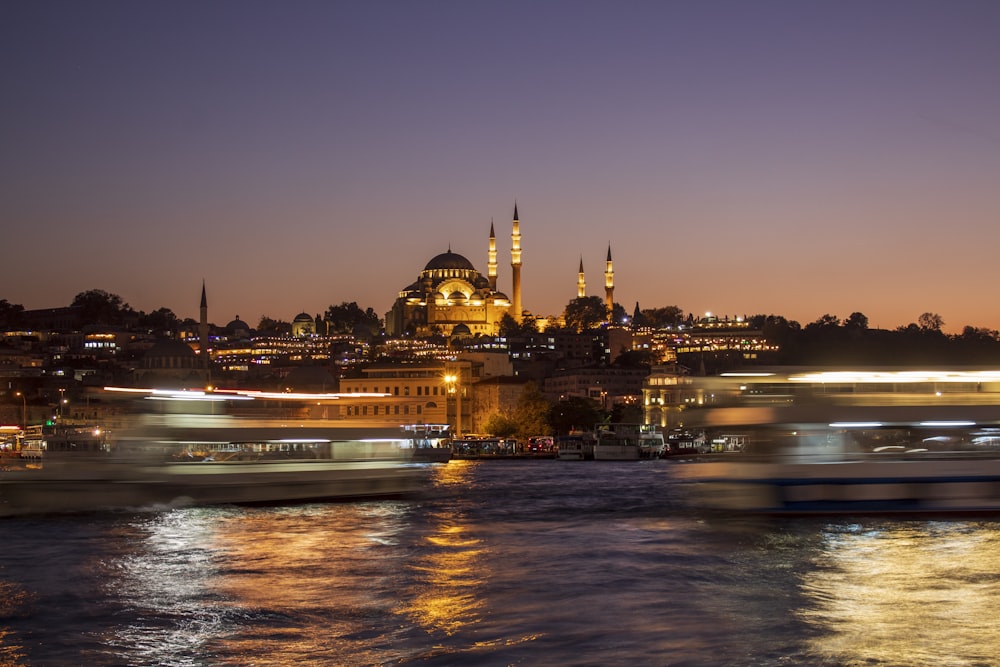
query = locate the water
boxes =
[3,460,1000,666]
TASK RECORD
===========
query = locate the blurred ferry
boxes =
[673,368,1000,515]
[0,389,432,517]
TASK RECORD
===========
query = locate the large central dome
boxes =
[424,250,475,271]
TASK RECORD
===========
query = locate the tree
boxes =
[498,312,538,336]
[258,316,291,334]
[642,306,684,329]
[805,314,840,331]
[548,396,602,435]
[483,412,518,438]
[563,296,607,332]
[137,307,179,333]
[71,289,132,325]
[0,299,24,329]
[513,382,552,441]
[844,312,869,330]
[918,312,944,332]
[324,302,382,335]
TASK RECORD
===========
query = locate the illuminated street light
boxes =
[14,391,26,428]
[443,371,461,437]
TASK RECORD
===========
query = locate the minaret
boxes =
[577,256,586,299]
[199,280,209,369]
[511,203,522,322]
[487,219,498,291]
[604,244,614,324]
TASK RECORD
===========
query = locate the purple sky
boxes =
[3,1,999,333]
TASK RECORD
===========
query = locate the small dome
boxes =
[448,291,467,301]
[424,250,475,271]
[226,316,250,332]
[293,312,313,323]
[144,338,197,359]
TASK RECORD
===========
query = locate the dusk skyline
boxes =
[4,1,1000,333]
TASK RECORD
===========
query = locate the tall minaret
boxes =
[604,244,614,323]
[487,219,498,291]
[511,203,522,322]
[577,256,586,299]
[199,280,209,369]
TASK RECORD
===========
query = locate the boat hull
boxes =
[0,459,428,517]
[675,456,1000,515]
[593,444,641,461]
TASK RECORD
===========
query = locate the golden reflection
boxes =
[0,581,30,667]
[397,462,487,636]
[800,523,1000,665]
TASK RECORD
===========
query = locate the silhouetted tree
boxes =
[918,312,944,332]
[71,289,133,325]
[548,396,602,435]
[258,316,291,334]
[844,312,869,330]
[498,312,538,336]
[324,302,382,335]
[0,299,24,329]
[513,382,552,441]
[642,306,684,328]
[563,296,607,332]
[137,307,179,333]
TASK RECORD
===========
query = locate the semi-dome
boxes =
[424,250,475,271]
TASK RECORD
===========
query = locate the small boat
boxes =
[556,432,595,460]
[400,423,452,463]
[592,423,665,461]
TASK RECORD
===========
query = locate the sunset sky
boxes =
[3,1,999,333]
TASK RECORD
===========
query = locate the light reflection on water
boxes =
[396,460,486,637]
[801,522,1000,666]
[3,463,1000,665]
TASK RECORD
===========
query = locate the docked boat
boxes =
[592,423,665,461]
[556,432,596,460]
[400,423,452,463]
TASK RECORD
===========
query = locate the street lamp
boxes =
[14,391,26,428]
[444,371,461,437]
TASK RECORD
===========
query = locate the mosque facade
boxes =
[384,205,619,337]
[384,207,523,338]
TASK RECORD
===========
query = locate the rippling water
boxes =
[3,460,1000,666]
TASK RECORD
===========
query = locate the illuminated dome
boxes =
[424,251,475,271]
[293,312,313,323]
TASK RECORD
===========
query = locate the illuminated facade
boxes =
[385,210,521,337]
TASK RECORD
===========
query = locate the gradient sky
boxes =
[3,1,999,333]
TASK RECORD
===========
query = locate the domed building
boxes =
[386,250,511,337]
[385,208,523,337]
[291,312,316,337]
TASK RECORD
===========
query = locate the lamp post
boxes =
[15,391,26,429]
[444,370,461,438]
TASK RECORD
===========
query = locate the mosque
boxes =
[384,205,616,337]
